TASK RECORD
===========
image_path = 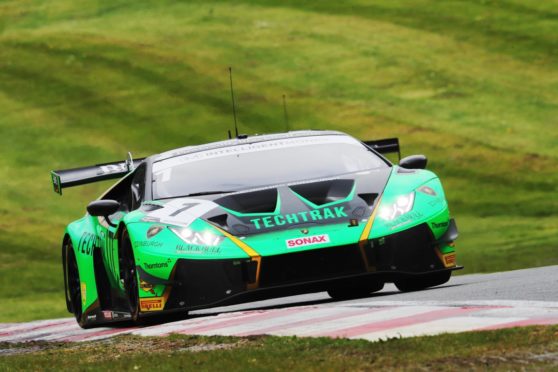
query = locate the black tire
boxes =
[65,242,83,324]
[394,271,451,292]
[119,229,139,322]
[327,281,384,300]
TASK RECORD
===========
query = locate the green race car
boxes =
[51,130,461,328]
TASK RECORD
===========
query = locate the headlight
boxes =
[169,226,223,246]
[378,192,415,221]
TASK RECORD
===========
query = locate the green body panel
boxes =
[65,165,457,315]
[66,217,101,312]
[371,168,448,238]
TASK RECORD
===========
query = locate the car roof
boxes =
[151,130,350,163]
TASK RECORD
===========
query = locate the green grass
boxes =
[1,326,558,371]
[0,0,557,322]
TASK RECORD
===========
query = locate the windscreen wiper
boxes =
[182,191,233,197]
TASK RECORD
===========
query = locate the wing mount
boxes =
[363,138,401,160]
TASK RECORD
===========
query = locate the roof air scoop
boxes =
[290,179,354,207]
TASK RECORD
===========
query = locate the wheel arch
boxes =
[61,233,72,313]
[63,220,100,318]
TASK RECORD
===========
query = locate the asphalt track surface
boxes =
[196,264,558,314]
[1,266,557,343]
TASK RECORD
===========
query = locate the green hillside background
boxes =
[0,0,556,322]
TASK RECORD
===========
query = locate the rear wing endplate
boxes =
[364,138,400,160]
[51,153,145,195]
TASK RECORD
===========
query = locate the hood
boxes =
[140,168,392,236]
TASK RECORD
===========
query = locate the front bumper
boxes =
[147,220,460,314]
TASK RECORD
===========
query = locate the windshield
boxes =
[152,135,388,199]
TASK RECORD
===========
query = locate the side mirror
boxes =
[87,200,120,227]
[399,155,427,169]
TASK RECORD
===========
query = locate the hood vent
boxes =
[207,214,229,229]
[141,203,164,212]
[215,188,278,214]
[290,179,354,206]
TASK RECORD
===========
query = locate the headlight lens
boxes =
[169,226,223,246]
[378,192,415,221]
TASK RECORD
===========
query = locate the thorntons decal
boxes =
[251,207,347,230]
[286,234,330,248]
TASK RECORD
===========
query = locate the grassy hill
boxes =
[0,0,556,322]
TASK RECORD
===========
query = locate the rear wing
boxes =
[51,153,145,195]
[363,138,400,160]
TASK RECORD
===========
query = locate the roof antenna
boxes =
[227,129,232,139]
[282,94,290,132]
[229,67,239,137]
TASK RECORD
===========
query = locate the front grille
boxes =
[366,223,441,272]
[166,259,248,308]
[259,244,365,287]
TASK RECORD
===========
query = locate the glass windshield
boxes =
[152,135,388,199]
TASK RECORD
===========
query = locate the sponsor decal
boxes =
[52,173,61,194]
[143,258,172,270]
[176,244,221,255]
[140,280,156,295]
[417,185,437,196]
[286,234,330,248]
[134,241,164,248]
[78,232,101,256]
[146,225,165,239]
[250,207,348,230]
[112,311,132,320]
[385,211,424,230]
[432,221,449,229]
[102,310,113,320]
[140,297,165,312]
[442,253,456,267]
[428,198,444,207]
[98,162,128,175]
[80,282,86,306]
[86,314,96,321]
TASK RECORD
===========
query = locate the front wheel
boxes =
[119,229,139,321]
[394,271,451,292]
[65,241,84,325]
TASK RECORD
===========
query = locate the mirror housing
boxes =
[87,200,120,226]
[399,155,427,169]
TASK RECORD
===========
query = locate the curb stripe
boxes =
[315,306,485,338]
[235,306,392,337]
[173,306,318,335]
[2,303,558,343]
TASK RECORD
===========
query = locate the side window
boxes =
[131,164,146,210]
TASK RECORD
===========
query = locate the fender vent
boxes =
[290,179,354,206]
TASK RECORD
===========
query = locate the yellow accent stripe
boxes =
[359,196,382,243]
[358,196,382,272]
[213,226,261,289]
